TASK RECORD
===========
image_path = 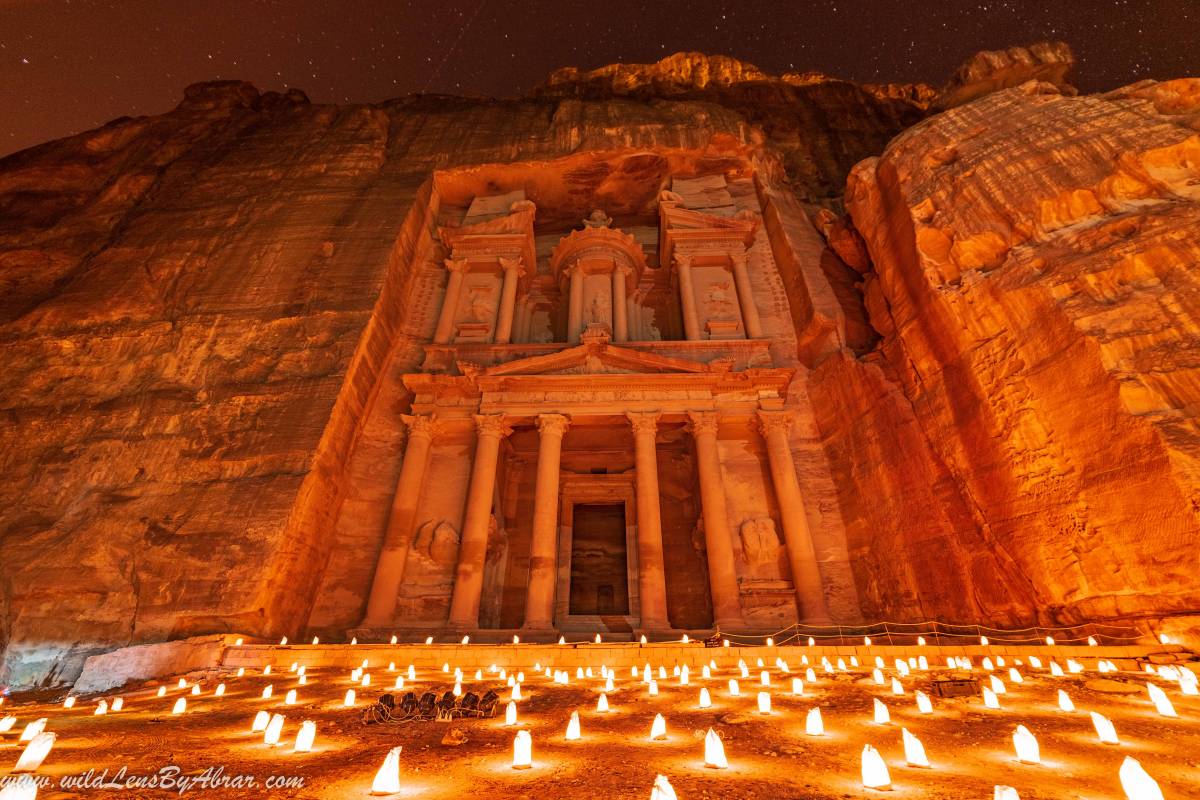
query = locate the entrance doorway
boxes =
[568,503,630,616]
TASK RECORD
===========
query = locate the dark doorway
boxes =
[569,503,629,616]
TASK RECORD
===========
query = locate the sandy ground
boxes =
[0,655,1196,799]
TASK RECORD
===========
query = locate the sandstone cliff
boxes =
[811,77,1200,634]
[2,46,1195,690]
[0,57,922,687]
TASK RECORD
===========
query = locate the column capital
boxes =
[674,252,693,269]
[445,258,470,274]
[499,256,527,277]
[401,413,442,440]
[536,413,571,437]
[473,413,514,439]
[730,249,750,268]
[755,409,794,438]
[626,411,662,436]
[686,410,720,437]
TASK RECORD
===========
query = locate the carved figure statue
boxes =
[583,209,612,228]
[740,518,782,567]
[587,291,610,324]
[413,520,461,566]
[466,287,495,323]
[704,279,736,317]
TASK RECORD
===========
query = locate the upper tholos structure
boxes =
[0,43,1198,687]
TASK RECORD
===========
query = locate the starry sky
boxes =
[1,0,1196,157]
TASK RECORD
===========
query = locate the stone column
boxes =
[730,251,763,339]
[567,266,584,344]
[628,412,670,630]
[675,253,701,341]
[686,411,745,628]
[433,259,468,344]
[494,257,524,344]
[447,414,513,629]
[523,414,570,629]
[611,265,629,342]
[362,414,440,627]
[756,410,832,624]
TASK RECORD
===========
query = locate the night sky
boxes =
[2,0,1197,157]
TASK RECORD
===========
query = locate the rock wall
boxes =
[813,78,1200,631]
[0,57,921,686]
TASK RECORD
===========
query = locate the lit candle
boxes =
[982,657,995,672]
[178,678,188,689]
[408,665,416,680]
[756,691,772,714]
[505,701,517,726]
[279,637,287,645]
[157,686,167,698]
[648,679,659,696]
[63,696,75,709]
[994,786,1020,800]
[990,675,1006,695]
[0,775,38,799]
[264,713,285,746]
[285,689,297,705]
[915,690,933,714]
[294,720,316,753]
[872,668,885,685]
[94,700,108,716]
[680,665,690,685]
[565,711,581,741]
[1012,725,1040,764]
[861,744,891,789]
[903,727,929,767]
[391,635,398,645]
[649,713,667,741]
[0,716,16,733]
[806,707,824,736]
[728,678,740,696]
[252,710,270,732]
[808,637,815,646]
[1057,689,1075,712]
[640,634,648,645]
[461,635,469,645]
[512,683,522,701]
[983,688,1001,709]
[171,697,187,715]
[13,732,56,773]
[344,689,356,707]
[873,698,890,724]
[891,678,904,696]
[597,693,609,712]
[262,685,273,700]
[1146,683,1177,717]
[18,719,46,742]
[1119,755,1164,800]
[792,677,804,695]
[917,636,926,646]
[806,667,817,682]
[237,668,245,677]
[215,683,226,697]
[703,728,727,768]
[512,731,532,769]
[372,745,403,793]
[650,774,678,800]
[425,636,433,644]
[1090,711,1119,744]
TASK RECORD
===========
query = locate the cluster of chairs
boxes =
[362,689,501,724]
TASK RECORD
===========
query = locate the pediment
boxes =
[482,340,715,378]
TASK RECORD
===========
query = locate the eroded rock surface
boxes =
[0,57,919,687]
[813,77,1200,631]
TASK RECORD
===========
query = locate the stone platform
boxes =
[68,632,1193,693]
